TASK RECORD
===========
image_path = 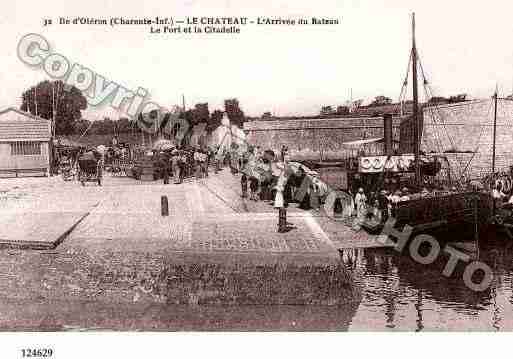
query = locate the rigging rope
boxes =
[396,49,413,115]
[457,100,493,181]
[417,56,457,153]
[416,52,471,183]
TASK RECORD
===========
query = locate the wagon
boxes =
[78,151,103,186]
[59,158,75,181]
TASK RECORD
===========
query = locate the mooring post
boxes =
[278,208,287,233]
[161,195,169,217]
[474,194,480,259]
[474,195,479,241]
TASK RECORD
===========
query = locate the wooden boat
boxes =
[357,14,492,240]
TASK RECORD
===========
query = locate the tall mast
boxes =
[52,84,56,137]
[34,86,38,117]
[492,86,498,174]
[412,12,421,187]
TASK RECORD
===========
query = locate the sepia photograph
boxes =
[1,0,513,357]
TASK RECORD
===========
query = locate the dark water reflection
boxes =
[342,239,513,331]
[0,298,359,331]
[3,240,513,331]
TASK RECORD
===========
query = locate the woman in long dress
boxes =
[355,187,367,220]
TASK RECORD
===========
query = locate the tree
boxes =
[448,94,467,103]
[336,106,349,115]
[73,118,91,136]
[20,80,87,135]
[183,109,195,125]
[207,109,224,131]
[320,105,334,115]
[224,98,245,128]
[262,112,272,119]
[117,117,133,133]
[90,117,116,135]
[193,103,210,125]
[370,96,392,107]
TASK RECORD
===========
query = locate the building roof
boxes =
[0,107,51,141]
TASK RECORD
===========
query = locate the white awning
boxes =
[152,138,176,151]
[342,137,384,147]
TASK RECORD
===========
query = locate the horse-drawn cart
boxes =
[78,151,103,186]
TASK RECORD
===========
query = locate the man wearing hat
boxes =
[159,151,170,185]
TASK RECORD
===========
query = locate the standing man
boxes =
[213,146,218,175]
[240,147,250,198]
[206,146,214,175]
[200,148,208,178]
[186,148,194,178]
[193,147,201,179]
[230,144,239,175]
[378,189,389,222]
[171,149,181,184]
[179,150,187,183]
[160,151,170,185]
[280,145,288,162]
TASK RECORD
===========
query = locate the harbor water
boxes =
[345,238,513,331]
[2,239,512,331]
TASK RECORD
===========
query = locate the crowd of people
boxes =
[152,145,217,184]
[350,183,470,230]
[492,181,513,206]
[226,144,334,212]
[58,135,505,234]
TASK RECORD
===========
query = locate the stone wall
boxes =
[244,117,404,160]
[0,246,361,307]
[421,99,513,179]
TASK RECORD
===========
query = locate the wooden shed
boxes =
[0,107,52,177]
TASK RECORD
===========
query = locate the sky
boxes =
[2,0,513,119]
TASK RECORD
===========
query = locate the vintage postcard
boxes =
[1,0,512,357]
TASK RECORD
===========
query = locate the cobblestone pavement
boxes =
[0,171,362,329]
[201,169,392,249]
[1,170,389,250]
[65,176,342,262]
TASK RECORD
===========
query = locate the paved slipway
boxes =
[0,171,381,330]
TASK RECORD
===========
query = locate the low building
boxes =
[0,107,52,177]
